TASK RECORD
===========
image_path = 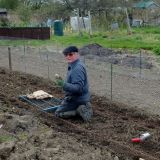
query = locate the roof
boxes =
[134,0,160,9]
[0,8,7,13]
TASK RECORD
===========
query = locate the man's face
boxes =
[65,52,79,63]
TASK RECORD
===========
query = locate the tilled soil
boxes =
[0,45,160,116]
[80,43,153,69]
[0,67,160,160]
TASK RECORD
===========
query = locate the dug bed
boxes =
[0,67,160,160]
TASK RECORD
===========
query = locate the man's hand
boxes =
[55,74,64,88]
[56,79,64,87]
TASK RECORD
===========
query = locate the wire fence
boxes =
[0,45,160,115]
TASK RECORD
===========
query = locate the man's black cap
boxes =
[63,46,78,55]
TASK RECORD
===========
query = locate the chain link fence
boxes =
[0,45,160,115]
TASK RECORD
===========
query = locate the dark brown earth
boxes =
[0,44,160,117]
[0,67,160,160]
[80,43,153,69]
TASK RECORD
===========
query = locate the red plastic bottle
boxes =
[131,132,151,143]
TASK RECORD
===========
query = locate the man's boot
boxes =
[77,102,93,122]
[55,110,77,118]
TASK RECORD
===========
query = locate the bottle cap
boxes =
[140,132,151,141]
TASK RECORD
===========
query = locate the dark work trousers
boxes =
[55,98,87,118]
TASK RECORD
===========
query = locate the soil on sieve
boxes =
[0,67,160,160]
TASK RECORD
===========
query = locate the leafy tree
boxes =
[35,1,70,21]
[21,0,49,9]
[0,0,19,10]
[0,17,10,26]
[17,5,32,26]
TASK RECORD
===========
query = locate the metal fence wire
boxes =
[0,45,160,115]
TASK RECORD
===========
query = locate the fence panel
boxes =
[0,45,160,115]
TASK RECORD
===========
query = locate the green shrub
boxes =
[155,36,160,41]
[135,36,142,40]
[153,47,160,55]
[0,17,10,27]
[17,5,31,26]
[0,0,19,10]
[134,27,160,34]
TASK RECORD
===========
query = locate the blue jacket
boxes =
[63,59,90,103]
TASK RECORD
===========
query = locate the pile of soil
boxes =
[0,67,160,160]
[79,43,153,69]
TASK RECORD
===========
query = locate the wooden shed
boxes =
[0,8,7,17]
[133,0,160,25]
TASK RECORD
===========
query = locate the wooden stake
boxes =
[88,11,93,36]
[8,47,12,71]
[125,8,132,34]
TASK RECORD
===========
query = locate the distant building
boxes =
[133,0,160,26]
[0,8,7,17]
[134,0,160,9]
[0,8,9,27]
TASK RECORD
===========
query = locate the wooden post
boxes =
[88,11,93,36]
[125,8,132,34]
[139,50,142,78]
[8,47,12,71]
[77,8,82,36]
[110,63,113,101]
[46,54,50,79]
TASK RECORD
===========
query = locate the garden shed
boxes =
[0,8,7,17]
[133,0,160,25]
[0,8,8,27]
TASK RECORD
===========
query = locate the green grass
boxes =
[0,27,159,55]
[134,26,160,34]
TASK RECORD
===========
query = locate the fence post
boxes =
[139,49,142,78]
[125,8,132,34]
[24,44,25,55]
[77,8,82,37]
[46,54,50,79]
[110,63,113,101]
[88,11,92,37]
[23,44,27,73]
[39,47,42,62]
[8,47,12,71]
